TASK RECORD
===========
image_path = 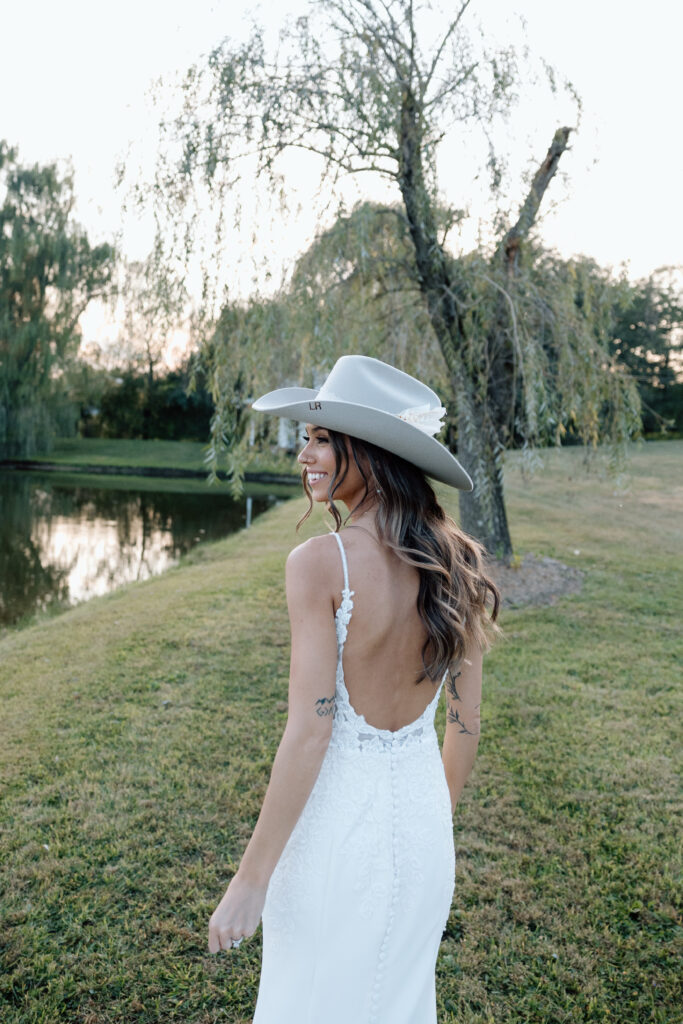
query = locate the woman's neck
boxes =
[346,505,379,537]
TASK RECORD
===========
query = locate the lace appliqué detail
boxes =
[334,588,354,649]
[332,679,444,755]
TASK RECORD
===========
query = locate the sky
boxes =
[1,0,681,350]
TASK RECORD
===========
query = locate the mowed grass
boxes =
[19,437,212,471]
[11,437,299,478]
[0,441,680,1024]
[9,470,299,500]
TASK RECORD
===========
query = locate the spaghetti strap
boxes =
[332,531,350,593]
[331,532,354,650]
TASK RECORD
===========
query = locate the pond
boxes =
[0,471,294,628]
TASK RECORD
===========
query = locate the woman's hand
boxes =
[208,873,267,953]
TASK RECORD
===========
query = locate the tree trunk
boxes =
[397,86,515,558]
[396,98,570,558]
[456,398,513,563]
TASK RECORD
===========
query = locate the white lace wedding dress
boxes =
[253,532,455,1023]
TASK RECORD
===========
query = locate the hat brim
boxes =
[252,388,473,491]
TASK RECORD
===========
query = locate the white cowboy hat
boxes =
[251,355,473,490]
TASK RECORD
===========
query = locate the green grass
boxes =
[7,469,299,499]
[0,440,680,1023]
[24,437,212,471]
[9,437,300,478]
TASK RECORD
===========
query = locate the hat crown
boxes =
[250,353,473,490]
[317,356,440,414]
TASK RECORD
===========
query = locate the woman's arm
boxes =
[208,537,338,953]
[441,640,483,814]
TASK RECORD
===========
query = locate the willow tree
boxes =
[0,143,115,457]
[114,251,189,437]
[265,200,639,457]
[143,0,641,561]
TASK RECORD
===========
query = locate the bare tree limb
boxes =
[423,0,474,93]
[500,126,572,273]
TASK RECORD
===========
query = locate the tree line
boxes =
[1,0,682,561]
[1,145,678,453]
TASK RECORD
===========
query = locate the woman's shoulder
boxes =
[285,534,343,610]
[286,533,341,577]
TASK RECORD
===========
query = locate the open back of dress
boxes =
[255,532,455,1024]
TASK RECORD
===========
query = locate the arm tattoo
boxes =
[446,668,462,703]
[446,669,480,735]
[447,706,480,735]
[314,695,336,718]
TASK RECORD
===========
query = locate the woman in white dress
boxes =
[208,356,501,1023]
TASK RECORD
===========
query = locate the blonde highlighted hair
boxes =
[298,429,502,682]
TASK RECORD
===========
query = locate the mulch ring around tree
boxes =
[487,552,585,609]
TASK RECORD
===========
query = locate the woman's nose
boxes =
[298,445,311,464]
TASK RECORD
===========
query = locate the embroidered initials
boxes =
[308,401,322,410]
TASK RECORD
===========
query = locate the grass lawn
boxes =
[0,440,680,1023]
[32,437,211,471]
[8,437,299,478]
[9,469,300,500]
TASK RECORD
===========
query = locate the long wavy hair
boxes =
[297,429,502,683]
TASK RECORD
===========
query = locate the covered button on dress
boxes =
[254,532,456,1024]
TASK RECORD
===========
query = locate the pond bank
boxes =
[0,468,290,630]
[0,437,300,482]
[0,458,299,486]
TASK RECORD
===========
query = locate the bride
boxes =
[209,355,501,1023]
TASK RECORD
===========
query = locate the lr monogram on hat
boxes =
[252,355,473,490]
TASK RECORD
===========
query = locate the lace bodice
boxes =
[330,532,443,754]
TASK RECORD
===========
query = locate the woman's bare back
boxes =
[333,527,439,732]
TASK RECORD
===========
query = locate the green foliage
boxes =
[502,250,642,457]
[200,203,642,490]
[0,142,115,457]
[286,202,444,381]
[640,382,683,436]
[609,268,683,435]
[611,268,682,388]
[196,296,302,492]
[82,362,214,442]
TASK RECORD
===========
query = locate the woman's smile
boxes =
[298,423,371,510]
[298,425,337,494]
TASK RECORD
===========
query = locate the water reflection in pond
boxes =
[0,472,286,627]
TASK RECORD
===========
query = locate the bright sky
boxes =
[2,0,681,348]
